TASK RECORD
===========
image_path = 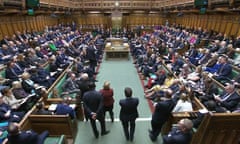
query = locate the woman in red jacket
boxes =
[99,81,114,122]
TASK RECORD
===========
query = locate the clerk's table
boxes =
[105,38,129,60]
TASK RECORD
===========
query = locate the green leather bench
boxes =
[44,135,66,144]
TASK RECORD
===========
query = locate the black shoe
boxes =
[148,129,152,134]
[149,133,156,142]
[101,130,110,136]
[95,131,99,138]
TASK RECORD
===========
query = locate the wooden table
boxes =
[105,38,129,60]
[105,47,129,60]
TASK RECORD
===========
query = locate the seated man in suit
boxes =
[214,83,240,112]
[61,72,81,97]
[213,56,232,83]
[34,102,52,115]
[5,61,23,82]
[162,118,193,144]
[55,97,76,119]
[7,122,49,144]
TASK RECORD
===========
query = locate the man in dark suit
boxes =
[149,89,175,142]
[7,122,49,144]
[62,72,81,96]
[82,82,110,138]
[162,118,193,144]
[213,56,232,83]
[214,84,240,112]
[119,87,139,142]
[86,42,97,73]
[55,97,76,119]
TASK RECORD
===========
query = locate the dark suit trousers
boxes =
[150,120,164,140]
[121,119,136,141]
[90,115,106,137]
[37,131,49,144]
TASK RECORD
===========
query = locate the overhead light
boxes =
[88,11,101,14]
[115,1,119,7]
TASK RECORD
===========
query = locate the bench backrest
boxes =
[28,114,77,139]
[191,113,240,144]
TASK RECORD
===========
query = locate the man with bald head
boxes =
[162,118,193,144]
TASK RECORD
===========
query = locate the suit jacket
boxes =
[55,104,76,119]
[217,63,232,77]
[83,89,103,118]
[12,88,29,99]
[55,54,68,68]
[152,99,175,123]
[8,130,48,144]
[219,91,240,111]
[0,103,23,122]
[5,67,19,80]
[76,79,90,97]
[162,127,192,144]
[119,97,139,121]
[86,46,97,62]
[21,79,35,93]
[62,78,78,92]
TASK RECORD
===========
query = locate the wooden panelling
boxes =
[219,21,227,33]
[0,22,9,38]
[230,23,239,36]
[225,22,233,36]
[0,15,58,37]
[174,14,240,37]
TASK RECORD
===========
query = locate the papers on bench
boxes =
[48,104,57,111]
[199,108,209,114]
[48,104,76,111]
[50,71,57,76]
[69,104,76,109]
[19,94,36,105]
[35,85,45,90]
[208,73,213,77]
[57,68,63,71]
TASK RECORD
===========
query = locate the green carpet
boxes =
[74,57,162,144]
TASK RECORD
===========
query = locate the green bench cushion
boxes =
[44,135,65,144]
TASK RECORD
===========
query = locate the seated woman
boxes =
[1,87,28,111]
[172,93,193,112]
[0,93,24,123]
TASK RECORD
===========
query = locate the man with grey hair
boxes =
[214,83,240,112]
[162,118,193,144]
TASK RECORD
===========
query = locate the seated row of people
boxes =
[131,25,240,113]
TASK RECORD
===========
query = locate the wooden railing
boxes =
[40,0,72,8]
[191,113,240,144]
